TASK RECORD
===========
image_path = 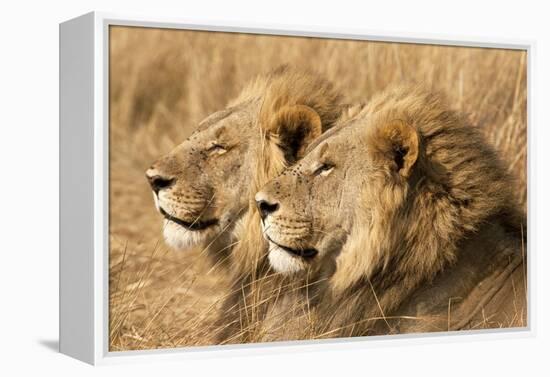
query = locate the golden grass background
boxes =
[108,26,527,351]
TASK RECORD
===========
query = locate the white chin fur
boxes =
[268,244,306,274]
[163,220,212,251]
[152,192,160,211]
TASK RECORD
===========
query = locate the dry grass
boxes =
[108,26,527,351]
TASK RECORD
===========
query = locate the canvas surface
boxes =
[108,25,527,351]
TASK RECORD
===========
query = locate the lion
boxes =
[145,66,350,342]
[255,84,527,338]
[146,65,344,265]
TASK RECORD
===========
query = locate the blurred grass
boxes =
[108,25,527,351]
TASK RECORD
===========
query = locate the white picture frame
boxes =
[59,11,534,365]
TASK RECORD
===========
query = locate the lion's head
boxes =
[146,66,344,261]
[256,85,519,294]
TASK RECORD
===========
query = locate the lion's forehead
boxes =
[164,105,260,183]
[294,126,359,174]
[303,122,346,155]
[193,101,257,136]
[197,108,233,129]
[307,119,363,156]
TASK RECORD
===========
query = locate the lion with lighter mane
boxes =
[256,84,526,337]
[146,66,350,342]
[146,66,343,264]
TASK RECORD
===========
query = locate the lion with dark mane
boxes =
[256,84,526,337]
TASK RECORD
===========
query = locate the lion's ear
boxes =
[270,105,322,163]
[378,120,419,178]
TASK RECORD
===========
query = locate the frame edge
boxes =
[59,11,96,365]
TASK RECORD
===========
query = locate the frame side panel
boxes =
[59,12,95,365]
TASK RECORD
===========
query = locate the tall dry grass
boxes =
[108,26,527,351]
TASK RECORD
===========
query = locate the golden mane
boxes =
[215,66,346,342]
[231,65,344,129]
[230,66,345,275]
[316,85,525,336]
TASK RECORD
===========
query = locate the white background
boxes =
[0,0,548,375]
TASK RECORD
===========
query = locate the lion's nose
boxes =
[255,192,280,220]
[146,168,175,193]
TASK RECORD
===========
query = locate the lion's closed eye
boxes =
[207,142,228,155]
[314,163,334,177]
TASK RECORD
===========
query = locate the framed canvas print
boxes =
[59,12,532,365]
